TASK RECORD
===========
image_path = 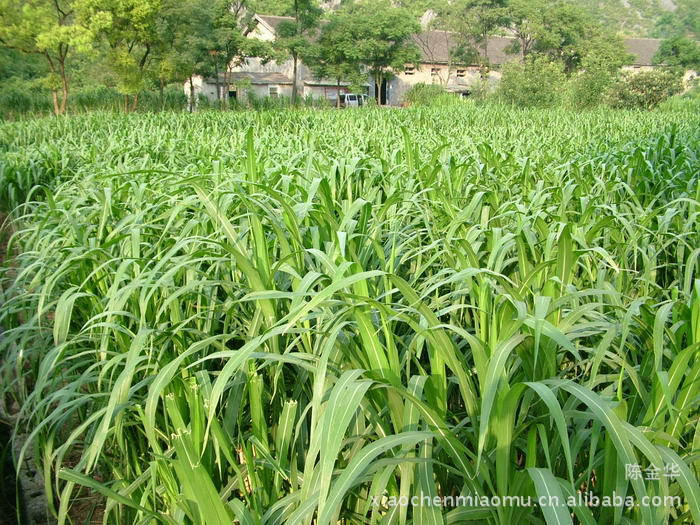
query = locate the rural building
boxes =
[621,37,697,86]
[188,13,696,106]
[190,14,356,105]
[378,31,517,105]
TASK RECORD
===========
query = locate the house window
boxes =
[268,85,279,98]
[404,65,415,75]
[431,67,439,76]
[228,90,237,99]
[456,69,467,78]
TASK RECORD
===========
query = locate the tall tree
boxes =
[506,0,614,72]
[654,36,700,71]
[441,0,509,67]
[275,0,322,104]
[77,0,161,111]
[304,12,364,107]
[324,1,420,104]
[154,0,216,110]
[505,0,548,60]
[0,0,105,115]
[210,1,274,109]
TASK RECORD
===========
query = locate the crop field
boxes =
[0,106,699,524]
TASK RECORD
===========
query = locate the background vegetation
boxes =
[1,0,699,119]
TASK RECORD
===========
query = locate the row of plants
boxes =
[0,106,699,524]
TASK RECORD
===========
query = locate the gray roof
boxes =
[623,38,661,66]
[206,72,292,85]
[255,14,664,68]
[256,15,294,33]
[412,30,665,67]
[412,31,520,66]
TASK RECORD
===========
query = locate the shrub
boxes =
[568,70,615,109]
[403,83,464,107]
[497,55,567,108]
[404,83,445,106]
[607,69,682,110]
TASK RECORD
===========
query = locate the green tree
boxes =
[497,53,567,107]
[568,33,634,109]
[442,0,509,67]
[324,1,420,104]
[505,0,547,60]
[210,1,274,109]
[304,13,365,107]
[76,0,162,111]
[155,0,216,110]
[0,0,106,114]
[528,1,597,72]
[250,0,294,16]
[275,0,322,104]
[654,36,700,71]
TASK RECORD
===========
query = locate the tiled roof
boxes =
[256,15,294,33]
[412,30,665,67]
[623,38,661,66]
[412,31,519,65]
[255,14,665,68]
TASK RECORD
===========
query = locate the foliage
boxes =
[323,1,421,103]
[0,0,106,114]
[574,0,669,37]
[654,36,700,71]
[274,0,323,103]
[497,54,566,107]
[403,82,460,106]
[440,0,509,66]
[567,36,635,109]
[656,84,700,112]
[653,0,699,40]
[608,69,683,109]
[2,106,699,525]
[303,10,366,106]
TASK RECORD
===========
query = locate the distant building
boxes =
[623,37,662,70]
[378,31,518,105]
[188,14,696,107]
[190,14,357,105]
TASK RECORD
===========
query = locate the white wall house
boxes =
[188,14,357,105]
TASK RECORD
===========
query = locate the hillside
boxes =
[570,0,674,37]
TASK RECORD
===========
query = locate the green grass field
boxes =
[1,105,699,524]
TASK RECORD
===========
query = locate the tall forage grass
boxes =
[0,106,699,524]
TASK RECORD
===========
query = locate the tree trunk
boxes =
[336,78,341,108]
[59,62,68,115]
[130,92,139,112]
[159,78,165,111]
[44,52,63,116]
[51,90,60,116]
[214,59,221,107]
[189,76,196,113]
[292,55,299,105]
[375,72,382,104]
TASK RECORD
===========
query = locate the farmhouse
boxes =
[191,14,356,105]
[188,13,691,106]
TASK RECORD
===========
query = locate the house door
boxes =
[228,90,237,100]
[380,79,388,105]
